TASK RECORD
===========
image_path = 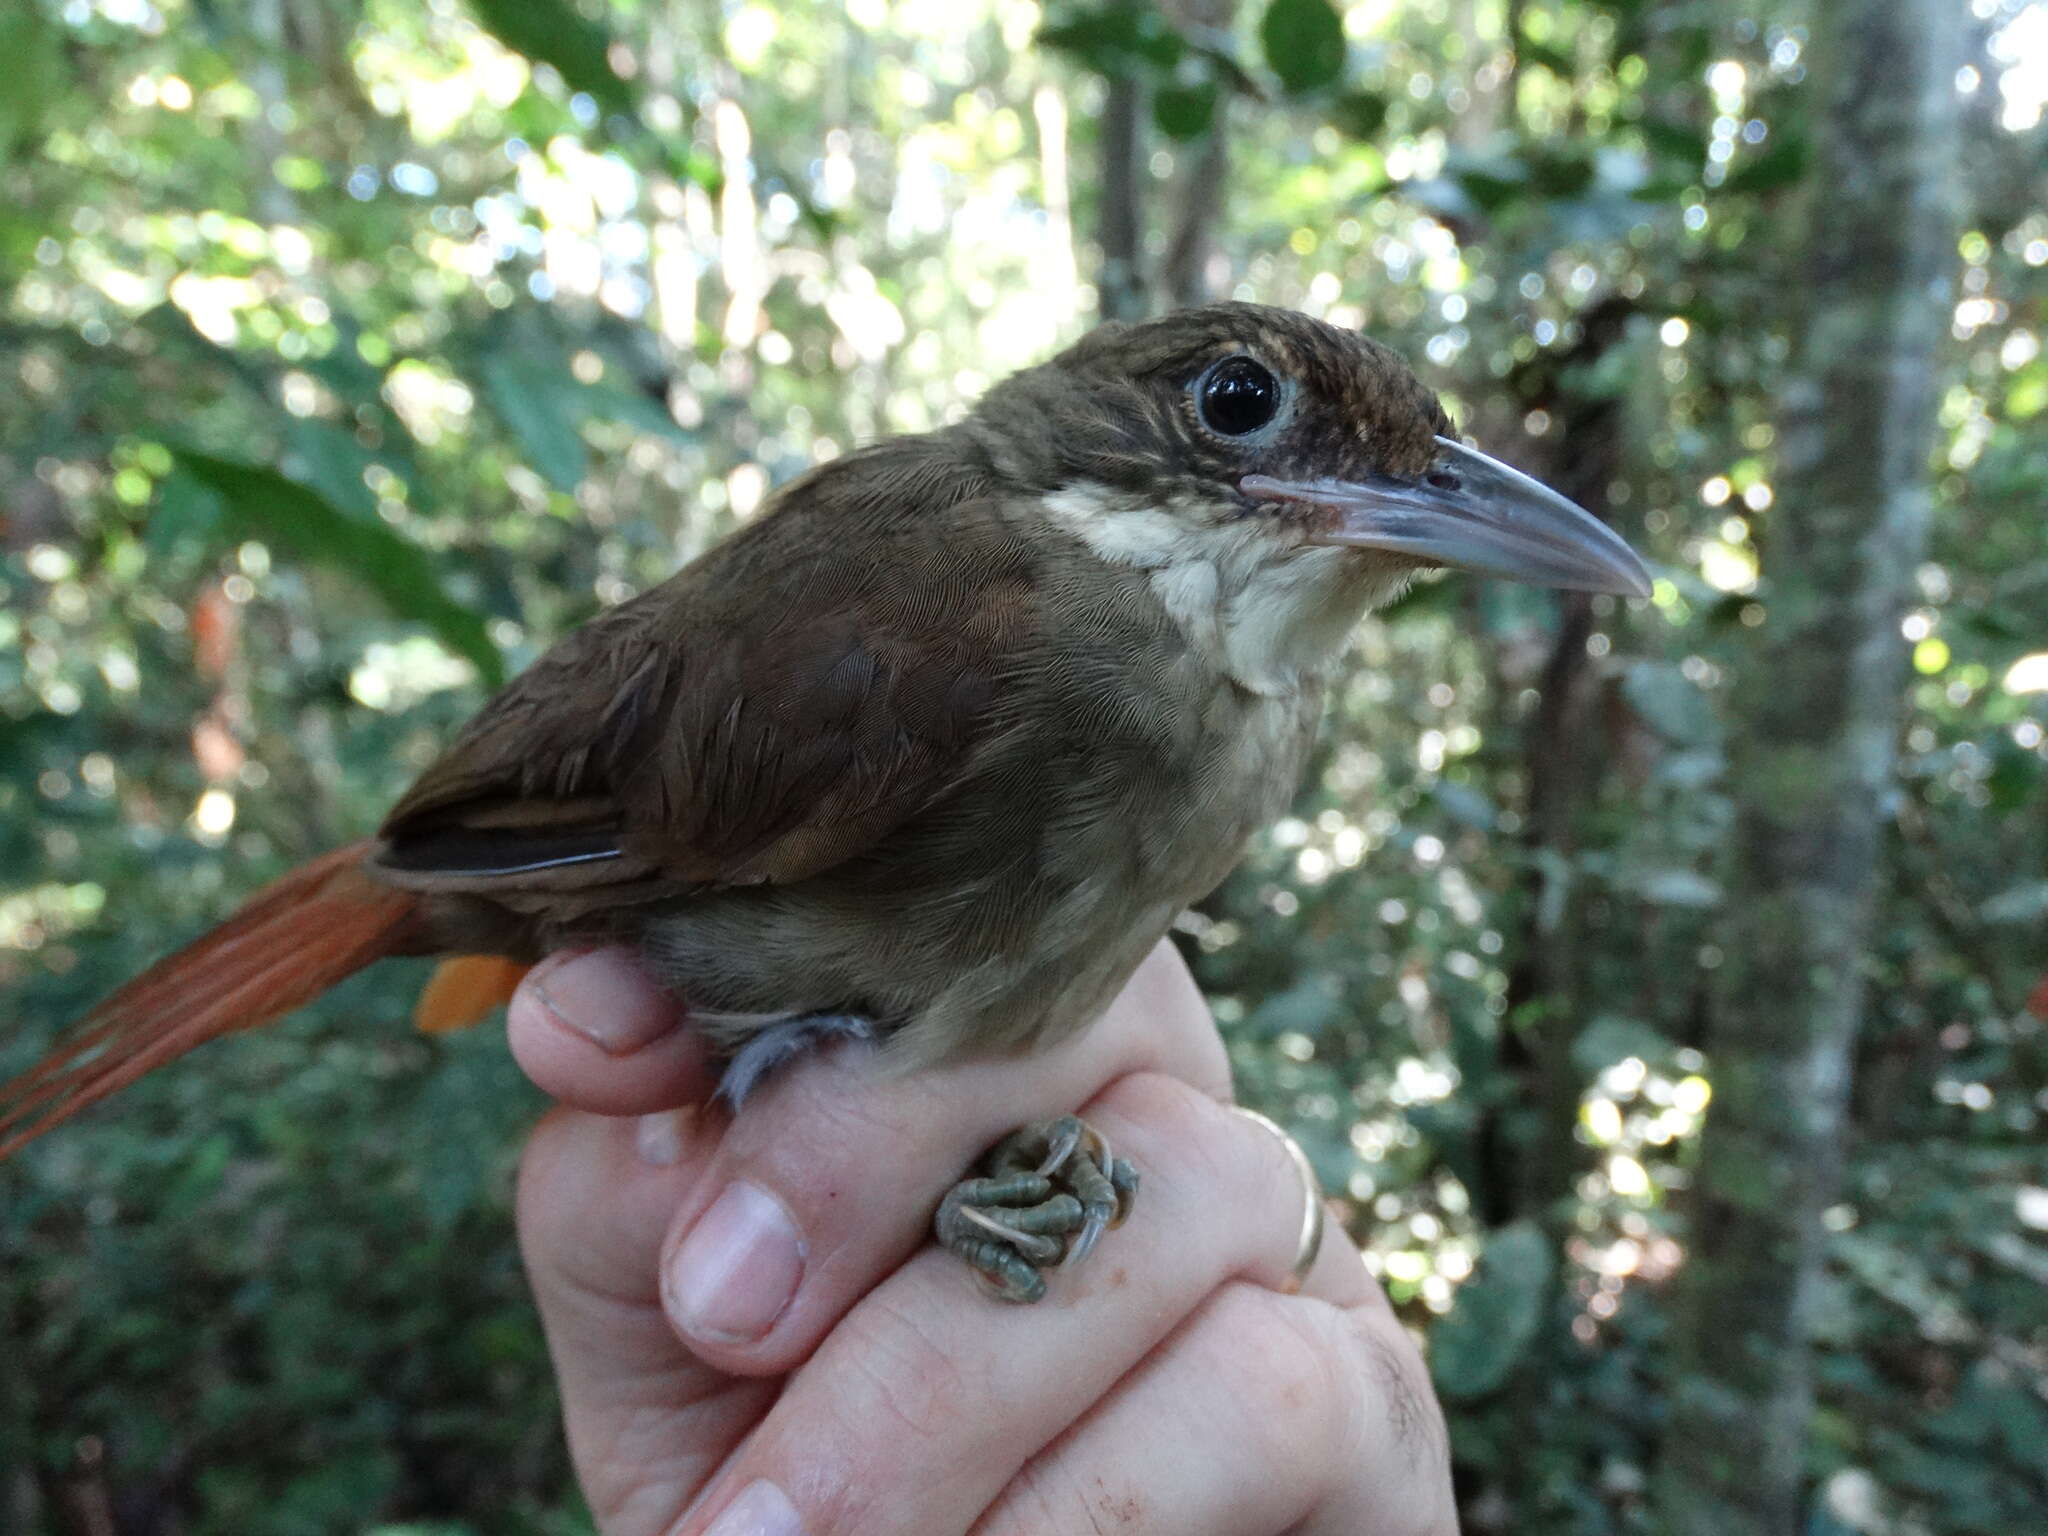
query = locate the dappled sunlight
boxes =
[1,0,2043,1529]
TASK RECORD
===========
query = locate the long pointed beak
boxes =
[1242,436,1653,599]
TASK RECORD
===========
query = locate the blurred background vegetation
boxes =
[1,0,2044,1532]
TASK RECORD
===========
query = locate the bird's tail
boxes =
[0,841,423,1158]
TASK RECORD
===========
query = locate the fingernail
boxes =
[665,1182,805,1345]
[636,1108,694,1168]
[703,1479,803,1536]
[532,949,676,1056]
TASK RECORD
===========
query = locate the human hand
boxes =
[509,940,1456,1535]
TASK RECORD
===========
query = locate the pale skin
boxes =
[509,940,1458,1536]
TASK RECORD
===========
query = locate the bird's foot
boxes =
[933,1115,1139,1303]
[712,1011,878,1107]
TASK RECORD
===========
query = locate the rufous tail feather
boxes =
[414,955,530,1035]
[0,841,421,1158]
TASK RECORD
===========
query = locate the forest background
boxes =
[1,0,2043,1532]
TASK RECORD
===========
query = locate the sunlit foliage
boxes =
[2,1,2043,1531]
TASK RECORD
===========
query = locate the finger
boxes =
[652,941,1228,1372]
[673,1071,1332,1536]
[517,1105,765,1536]
[975,1280,1455,1536]
[508,948,716,1115]
[1227,1105,1383,1314]
[1292,1275,1453,1536]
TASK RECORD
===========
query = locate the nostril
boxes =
[1424,469,1461,493]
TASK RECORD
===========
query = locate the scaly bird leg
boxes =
[933,1115,1139,1303]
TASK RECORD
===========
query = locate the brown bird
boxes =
[0,302,1648,1301]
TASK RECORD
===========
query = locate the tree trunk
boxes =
[1656,3,1962,1532]
[1157,0,1235,311]
[1096,75,1149,322]
[1160,128,1227,311]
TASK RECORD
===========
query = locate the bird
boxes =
[0,302,1649,1301]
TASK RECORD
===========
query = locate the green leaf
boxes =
[467,0,637,124]
[2005,360,2048,419]
[1259,0,1346,98]
[1039,2,1184,76]
[481,352,591,491]
[1640,114,1708,167]
[1668,21,1714,78]
[1720,134,1810,196]
[272,1448,401,1529]
[1833,1229,1974,1343]
[1430,778,1496,830]
[1622,659,1718,744]
[1984,733,2043,813]
[410,1029,542,1232]
[1448,150,1532,213]
[579,376,695,446]
[1153,81,1219,141]
[0,3,63,163]
[164,450,503,686]
[1526,148,1597,198]
[1516,39,1575,78]
[1329,90,1388,140]
[149,467,228,560]
[481,350,690,492]
[1430,1222,1552,1400]
[1245,974,1344,1038]
[283,419,383,521]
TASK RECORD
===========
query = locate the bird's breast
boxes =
[635,503,1332,1071]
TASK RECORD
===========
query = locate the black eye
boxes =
[1196,356,1280,436]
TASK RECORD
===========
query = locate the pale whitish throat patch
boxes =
[1041,485,1411,697]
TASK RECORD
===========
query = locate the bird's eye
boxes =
[1196,356,1280,436]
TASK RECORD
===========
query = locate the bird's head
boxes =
[966,302,1650,690]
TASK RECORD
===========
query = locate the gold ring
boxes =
[1229,1106,1325,1294]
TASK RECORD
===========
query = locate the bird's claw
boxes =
[934,1115,1139,1303]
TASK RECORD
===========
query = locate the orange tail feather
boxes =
[414,955,531,1035]
[0,840,421,1157]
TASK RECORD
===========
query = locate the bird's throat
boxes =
[1039,484,1396,696]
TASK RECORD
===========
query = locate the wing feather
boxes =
[367,470,1037,906]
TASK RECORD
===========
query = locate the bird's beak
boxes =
[1242,436,1653,599]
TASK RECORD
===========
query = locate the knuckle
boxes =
[1233,1104,1312,1209]
[1194,1288,1455,1534]
[756,1065,898,1156]
[1092,1070,1231,1185]
[1163,1009,1233,1100]
[822,1285,983,1454]
[1348,1305,1452,1492]
[726,1075,913,1216]
[1195,1283,1348,1483]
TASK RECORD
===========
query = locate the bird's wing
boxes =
[369,491,1037,903]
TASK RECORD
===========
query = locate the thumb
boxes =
[507,947,716,1115]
